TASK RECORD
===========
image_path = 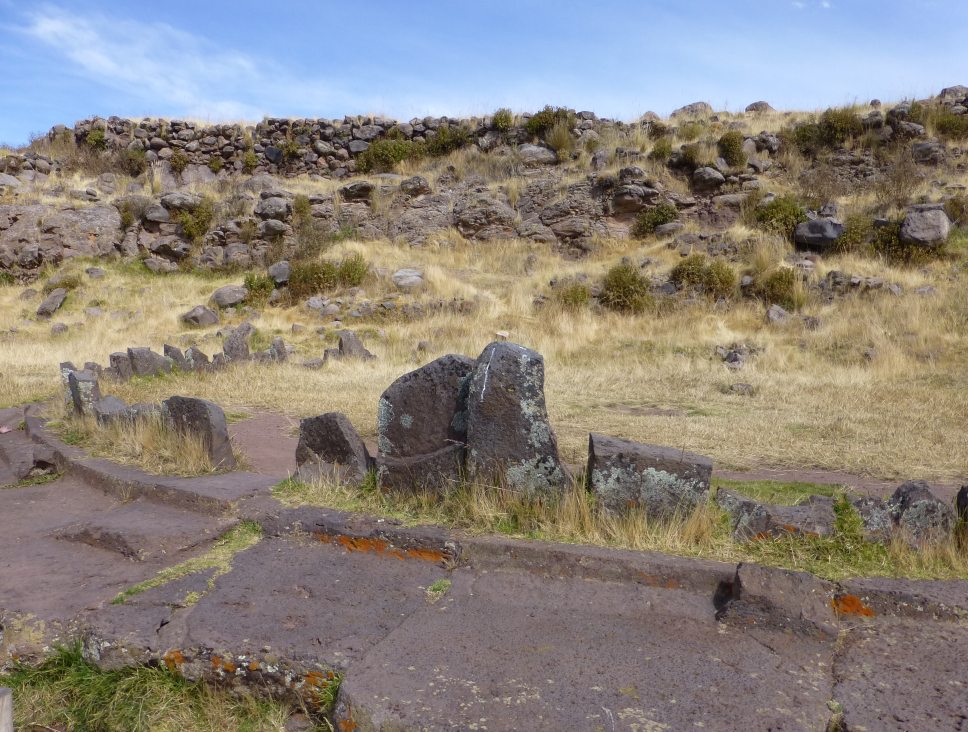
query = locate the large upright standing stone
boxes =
[222,325,251,362]
[59,361,78,411]
[161,396,236,469]
[376,354,475,492]
[464,342,565,495]
[295,412,372,483]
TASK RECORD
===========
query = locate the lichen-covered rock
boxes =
[887,481,955,543]
[161,395,236,469]
[222,325,251,362]
[67,370,101,416]
[376,354,474,492]
[588,434,712,518]
[295,412,372,483]
[851,496,894,542]
[454,193,517,240]
[464,342,565,495]
[717,490,835,540]
[163,344,189,370]
[184,346,210,371]
[334,330,375,361]
[93,395,129,425]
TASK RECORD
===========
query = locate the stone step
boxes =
[54,500,237,561]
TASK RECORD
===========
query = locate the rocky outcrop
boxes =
[0,205,122,272]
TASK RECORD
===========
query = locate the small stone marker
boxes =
[0,687,12,732]
[162,396,236,469]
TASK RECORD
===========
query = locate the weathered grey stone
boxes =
[162,396,236,469]
[223,326,251,362]
[108,352,133,381]
[339,181,374,201]
[766,304,791,324]
[900,208,951,248]
[465,342,565,495]
[517,144,558,166]
[268,260,290,285]
[181,305,219,327]
[184,346,210,371]
[68,370,101,416]
[163,344,189,370]
[400,176,431,196]
[254,196,292,221]
[127,347,173,377]
[956,485,968,522]
[159,191,202,211]
[911,141,946,166]
[589,434,712,519]
[36,288,68,318]
[455,193,517,240]
[852,496,894,542]
[295,412,372,482]
[211,285,248,308]
[745,101,775,113]
[376,354,475,492]
[268,337,288,362]
[336,330,375,360]
[692,167,726,192]
[717,490,835,540]
[672,101,713,118]
[391,268,424,289]
[93,395,129,425]
[794,218,845,250]
[887,481,955,543]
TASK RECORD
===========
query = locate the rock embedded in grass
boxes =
[67,369,101,416]
[887,481,955,544]
[162,395,236,470]
[211,285,248,309]
[36,287,67,318]
[465,341,566,496]
[588,433,712,519]
[127,347,174,377]
[295,412,372,482]
[181,305,219,327]
[900,206,951,248]
[376,354,475,493]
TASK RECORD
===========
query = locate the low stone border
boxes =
[22,408,275,516]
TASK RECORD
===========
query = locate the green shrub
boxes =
[944,193,968,226]
[648,137,673,162]
[0,271,15,286]
[555,281,590,310]
[869,218,939,265]
[242,149,259,173]
[43,273,82,294]
[426,124,470,157]
[239,219,259,244]
[544,120,575,155]
[667,255,736,299]
[169,150,189,174]
[282,139,301,161]
[86,127,106,151]
[934,111,968,140]
[292,194,311,222]
[835,214,874,254]
[243,272,275,306]
[208,156,224,173]
[600,263,653,314]
[525,106,576,138]
[647,121,670,140]
[754,267,805,310]
[717,130,747,167]
[287,254,369,301]
[753,195,807,240]
[668,254,708,288]
[118,148,146,176]
[175,196,215,243]
[631,204,679,238]
[680,143,706,170]
[788,107,863,156]
[357,138,425,173]
[677,121,704,142]
[492,108,514,132]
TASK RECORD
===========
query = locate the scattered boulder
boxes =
[851,496,894,542]
[692,167,726,192]
[588,434,712,519]
[671,101,712,118]
[93,396,130,425]
[400,176,431,197]
[109,352,133,381]
[794,218,845,250]
[268,337,288,362]
[766,304,791,324]
[464,342,566,495]
[745,101,775,113]
[391,268,424,290]
[455,193,517,239]
[517,144,558,166]
[222,326,251,362]
[295,412,372,482]
[36,288,68,318]
[254,196,291,220]
[268,261,290,285]
[127,347,173,377]
[900,207,951,248]
[162,396,236,469]
[330,330,375,361]
[211,285,248,308]
[887,481,955,543]
[185,346,211,371]
[717,490,835,540]
[376,354,475,492]
[911,141,946,166]
[163,344,189,370]
[956,485,968,522]
[67,370,101,416]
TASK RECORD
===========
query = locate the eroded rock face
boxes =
[161,395,236,469]
[588,434,712,518]
[888,481,955,543]
[376,354,475,492]
[464,342,565,495]
[0,204,122,273]
[295,412,372,483]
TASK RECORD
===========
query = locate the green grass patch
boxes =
[112,521,262,604]
[712,477,843,506]
[0,644,295,732]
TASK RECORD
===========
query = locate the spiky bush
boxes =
[717,131,747,167]
[753,195,807,240]
[600,263,653,314]
[492,108,514,132]
[631,204,679,238]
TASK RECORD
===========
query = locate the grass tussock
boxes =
[274,474,968,581]
[50,413,242,477]
[0,644,297,732]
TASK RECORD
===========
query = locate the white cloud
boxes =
[16,4,371,121]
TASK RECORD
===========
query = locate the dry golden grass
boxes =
[2,229,967,482]
[47,411,243,477]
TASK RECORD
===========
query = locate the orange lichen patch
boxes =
[304,670,331,689]
[832,594,875,617]
[338,715,358,732]
[313,532,447,563]
[637,571,682,590]
[210,655,238,673]
[248,660,260,672]
[163,649,185,672]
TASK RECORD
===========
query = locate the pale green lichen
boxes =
[376,397,394,455]
[592,465,706,518]
[400,413,414,429]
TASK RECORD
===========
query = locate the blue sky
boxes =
[1,0,965,145]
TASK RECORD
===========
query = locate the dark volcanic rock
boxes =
[588,434,712,518]
[295,412,372,483]
[93,395,130,425]
[464,342,565,495]
[36,288,68,318]
[376,354,475,492]
[67,370,101,416]
[887,481,955,543]
[181,305,219,327]
[161,395,236,469]
[127,347,173,377]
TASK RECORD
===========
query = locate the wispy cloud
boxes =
[15,4,372,121]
